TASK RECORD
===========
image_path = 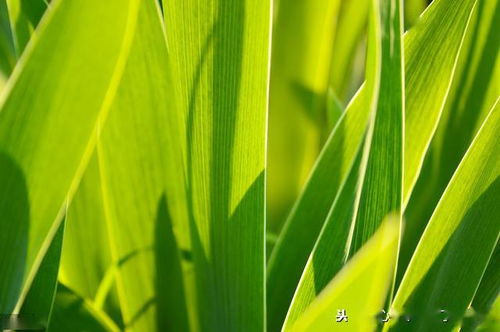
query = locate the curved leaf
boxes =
[389,99,500,331]
[0,0,139,314]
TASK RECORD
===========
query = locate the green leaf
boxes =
[95,1,190,331]
[403,0,478,203]
[399,0,499,284]
[59,156,112,301]
[287,216,400,332]
[58,155,123,326]
[267,80,372,332]
[283,148,363,328]
[267,0,342,230]
[0,0,140,314]
[49,284,120,332]
[20,217,64,329]
[282,0,404,325]
[347,0,404,257]
[5,0,47,56]
[162,0,271,330]
[388,99,500,331]
[267,0,474,325]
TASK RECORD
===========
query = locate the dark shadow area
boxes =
[48,284,109,332]
[0,151,29,314]
[20,0,46,27]
[20,218,65,329]
[390,177,500,331]
[215,172,265,330]
[312,149,363,294]
[184,0,262,331]
[154,194,190,332]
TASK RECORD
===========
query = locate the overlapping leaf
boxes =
[287,217,400,332]
[0,0,139,314]
[388,99,500,331]
[49,284,120,332]
[267,0,476,326]
[5,0,47,56]
[399,0,499,284]
[283,0,404,326]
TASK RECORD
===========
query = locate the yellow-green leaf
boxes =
[287,216,400,332]
[0,0,139,314]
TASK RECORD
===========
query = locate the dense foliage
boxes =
[0,0,498,331]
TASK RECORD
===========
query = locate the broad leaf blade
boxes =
[162,0,271,330]
[0,0,139,314]
[96,1,190,331]
[288,217,400,332]
[389,100,500,331]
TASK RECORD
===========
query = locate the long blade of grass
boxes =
[399,0,499,284]
[0,0,139,314]
[287,216,400,332]
[403,0,478,203]
[388,99,500,331]
[347,0,404,257]
[267,0,475,324]
[282,0,403,325]
[162,0,271,330]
